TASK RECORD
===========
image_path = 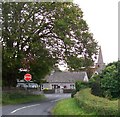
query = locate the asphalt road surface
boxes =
[2,93,71,116]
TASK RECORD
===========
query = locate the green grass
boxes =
[52,98,96,116]
[52,88,118,116]
[74,88,118,115]
[2,90,45,105]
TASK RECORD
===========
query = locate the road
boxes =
[2,93,71,116]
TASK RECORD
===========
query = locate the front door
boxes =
[52,85,63,93]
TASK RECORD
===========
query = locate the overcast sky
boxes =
[73,0,118,64]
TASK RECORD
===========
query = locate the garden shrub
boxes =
[71,90,77,98]
[90,74,102,97]
[91,82,102,96]
[75,81,89,92]
[70,81,89,98]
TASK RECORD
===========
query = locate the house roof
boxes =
[46,71,88,83]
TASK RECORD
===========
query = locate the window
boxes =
[70,84,74,89]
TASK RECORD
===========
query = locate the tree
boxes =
[100,61,120,98]
[2,2,98,87]
[2,3,56,86]
[90,61,120,98]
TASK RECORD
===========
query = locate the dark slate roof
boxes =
[46,71,87,83]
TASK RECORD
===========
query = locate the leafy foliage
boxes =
[2,2,98,87]
[90,61,120,98]
[75,81,89,92]
[100,62,120,98]
[89,74,102,96]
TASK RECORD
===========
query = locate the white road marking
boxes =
[10,104,41,114]
[10,94,71,114]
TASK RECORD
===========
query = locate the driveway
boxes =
[2,93,71,116]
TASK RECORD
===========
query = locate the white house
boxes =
[41,71,88,93]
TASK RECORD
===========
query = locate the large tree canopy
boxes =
[2,2,98,87]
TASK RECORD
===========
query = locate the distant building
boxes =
[90,47,105,75]
[41,71,88,93]
[41,47,105,93]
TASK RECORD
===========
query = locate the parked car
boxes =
[16,79,39,89]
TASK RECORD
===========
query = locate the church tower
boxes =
[95,47,105,73]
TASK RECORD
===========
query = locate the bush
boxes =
[90,61,120,99]
[100,64,119,98]
[74,88,118,115]
[75,81,89,92]
[91,82,102,97]
[94,61,119,98]
[90,75,103,97]
[71,90,77,98]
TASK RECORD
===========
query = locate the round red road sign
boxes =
[24,73,32,81]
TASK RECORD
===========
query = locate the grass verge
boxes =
[52,98,96,116]
[74,88,118,115]
[2,90,45,105]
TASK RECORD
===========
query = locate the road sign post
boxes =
[24,73,32,81]
[24,73,32,90]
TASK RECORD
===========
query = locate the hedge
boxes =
[74,88,118,115]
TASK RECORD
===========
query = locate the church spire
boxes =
[95,46,105,73]
[97,46,104,64]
